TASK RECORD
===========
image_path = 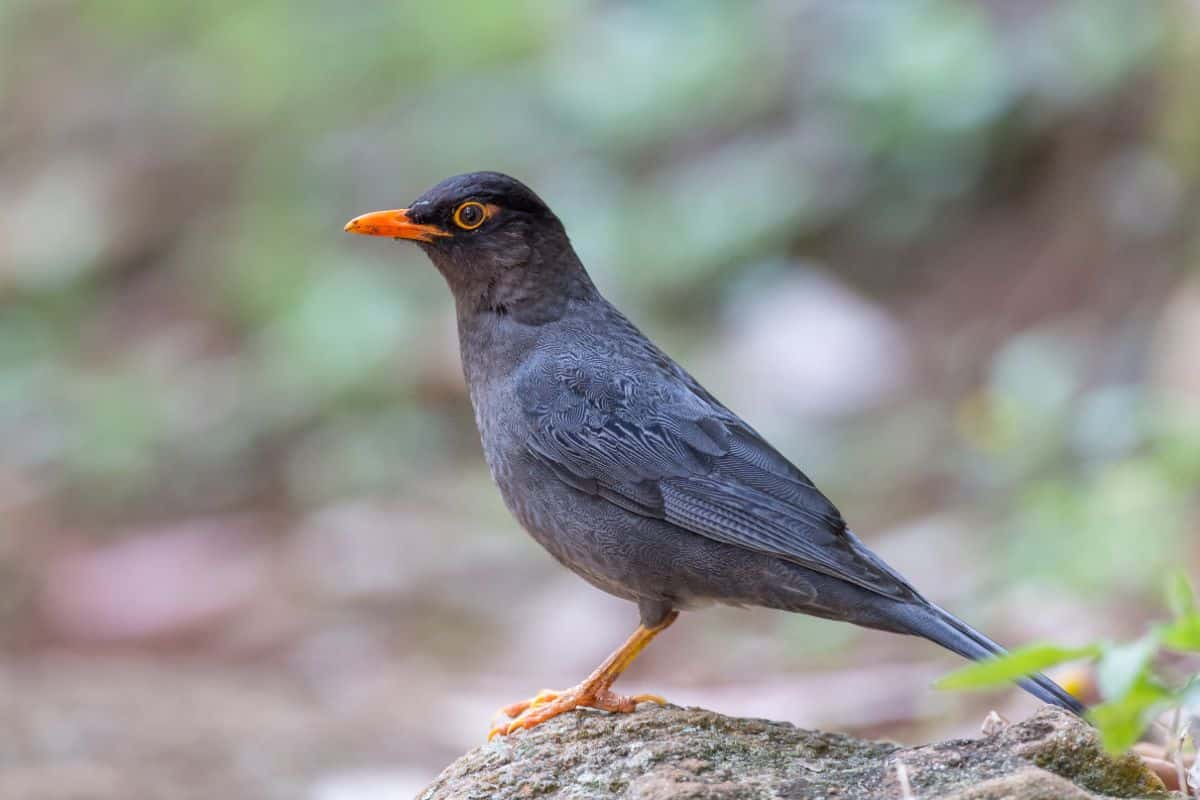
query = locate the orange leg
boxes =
[488,610,679,739]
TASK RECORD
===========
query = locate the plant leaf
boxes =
[1167,571,1197,619]
[1088,677,1175,754]
[1161,613,1200,653]
[1096,633,1160,700]
[936,643,1100,691]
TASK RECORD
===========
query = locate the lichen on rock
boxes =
[418,705,1170,800]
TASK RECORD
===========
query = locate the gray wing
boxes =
[518,348,920,602]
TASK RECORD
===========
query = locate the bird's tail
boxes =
[894,601,1087,716]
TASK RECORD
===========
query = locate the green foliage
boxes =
[1088,676,1176,754]
[936,644,1100,690]
[939,572,1200,754]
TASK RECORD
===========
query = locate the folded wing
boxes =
[520,353,919,602]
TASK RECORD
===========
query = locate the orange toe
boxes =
[487,686,668,739]
[497,688,563,720]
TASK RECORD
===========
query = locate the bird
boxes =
[344,171,1085,737]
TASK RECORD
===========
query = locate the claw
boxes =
[629,692,667,706]
[486,685,669,740]
[496,688,562,722]
[498,699,531,719]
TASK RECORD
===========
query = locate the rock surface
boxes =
[418,705,1169,800]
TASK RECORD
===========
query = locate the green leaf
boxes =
[1161,613,1200,653]
[1088,676,1175,754]
[936,643,1100,691]
[1167,571,1197,619]
[1096,634,1160,700]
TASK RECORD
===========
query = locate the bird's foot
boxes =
[488,685,667,740]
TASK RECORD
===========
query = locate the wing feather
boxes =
[519,342,918,601]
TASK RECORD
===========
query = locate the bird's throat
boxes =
[460,253,596,327]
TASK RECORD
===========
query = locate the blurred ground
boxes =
[2,1,1200,798]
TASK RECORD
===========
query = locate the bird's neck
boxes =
[453,250,600,393]
[452,241,598,327]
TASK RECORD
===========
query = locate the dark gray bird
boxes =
[344,171,1084,736]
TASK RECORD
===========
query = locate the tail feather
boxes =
[899,602,1087,716]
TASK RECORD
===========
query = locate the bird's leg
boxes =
[488,610,679,739]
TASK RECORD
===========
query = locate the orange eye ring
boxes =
[453,201,488,230]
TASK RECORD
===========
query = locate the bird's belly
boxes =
[489,455,812,612]
[490,458,648,603]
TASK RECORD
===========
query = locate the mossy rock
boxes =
[418,705,1170,799]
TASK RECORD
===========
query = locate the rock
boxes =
[418,705,1168,800]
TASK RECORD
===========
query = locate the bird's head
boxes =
[345,172,591,322]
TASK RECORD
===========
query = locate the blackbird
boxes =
[345,171,1084,737]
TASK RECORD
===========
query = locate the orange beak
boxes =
[343,208,450,242]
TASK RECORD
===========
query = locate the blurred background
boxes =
[2,0,1200,797]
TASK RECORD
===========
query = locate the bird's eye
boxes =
[453,201,488,230]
